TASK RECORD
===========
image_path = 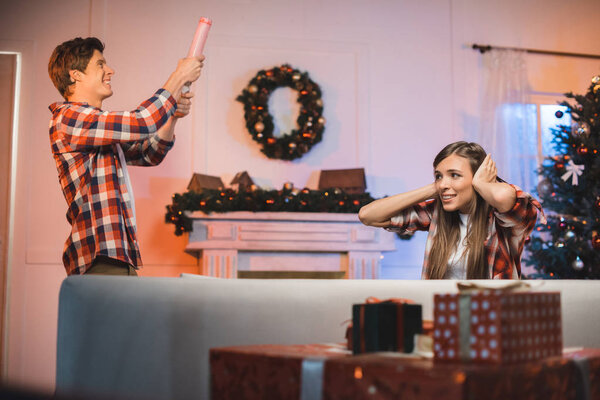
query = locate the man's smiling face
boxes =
[72,49,114,107]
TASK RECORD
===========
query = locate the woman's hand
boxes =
[473,154,497,186]
[472,154,516,213]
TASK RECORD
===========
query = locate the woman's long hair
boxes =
[426,142,491,279]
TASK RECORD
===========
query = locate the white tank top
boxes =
[444,213,469,279]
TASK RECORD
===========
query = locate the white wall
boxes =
[1,0,599,392]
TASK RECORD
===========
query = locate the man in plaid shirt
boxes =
[48,37,203,275]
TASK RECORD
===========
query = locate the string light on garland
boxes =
[237,64,325,160]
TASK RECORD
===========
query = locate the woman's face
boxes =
[434,154,476,214]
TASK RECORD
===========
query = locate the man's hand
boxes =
[174,91,194,118]
[473,154,497,186]
[163,56,205,97]
[176,56,204,83]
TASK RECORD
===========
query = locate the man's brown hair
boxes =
[48,37,104,100]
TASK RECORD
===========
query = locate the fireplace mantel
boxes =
[186,211,396,279]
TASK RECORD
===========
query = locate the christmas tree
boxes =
[525,75,600,279]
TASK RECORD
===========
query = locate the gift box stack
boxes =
[210,288,600,400]
[433,289,562,363]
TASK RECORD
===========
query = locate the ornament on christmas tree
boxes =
[573,122,590,137]
[592,75,600,84]
[560,160,584,185]
[572,256,584,271]
[536,178,553,196]
[555,110,563,118]
[577,145,589,156]
[558,217,567,230]
[592,232,600,250]
[565,230,575,240]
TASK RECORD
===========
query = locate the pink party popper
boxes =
[187,17,212,57]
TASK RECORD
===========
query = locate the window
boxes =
[501,93,570,193]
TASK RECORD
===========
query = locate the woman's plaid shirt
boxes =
[49,89,177,275]
[386,185,543,279]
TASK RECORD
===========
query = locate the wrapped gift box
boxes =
[211,344,600,400]
[323,348,600,400]
[352,299,422,354]
[210,343,350,400]
[433,290,562,363]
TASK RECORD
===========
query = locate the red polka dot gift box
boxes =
[433,289,562,364]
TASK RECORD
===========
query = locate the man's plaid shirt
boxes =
[386,185,543,279]
[49,89,177,275]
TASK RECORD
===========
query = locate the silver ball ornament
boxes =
[537,179,553,196]
[572,256,584,271]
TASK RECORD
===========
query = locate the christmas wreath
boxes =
[236,64,325,160]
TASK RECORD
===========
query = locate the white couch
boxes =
[55,276,600,400]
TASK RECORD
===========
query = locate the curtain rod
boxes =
[471,44,600,60]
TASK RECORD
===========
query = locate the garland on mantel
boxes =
[165,186,416,241]
[165,186,375,236]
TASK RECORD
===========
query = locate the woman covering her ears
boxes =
[358,141,544,280]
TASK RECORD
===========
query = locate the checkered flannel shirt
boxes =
[49,89,177,275]
[386,185,543,279]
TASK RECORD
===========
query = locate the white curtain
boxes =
[477,49,538,192]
